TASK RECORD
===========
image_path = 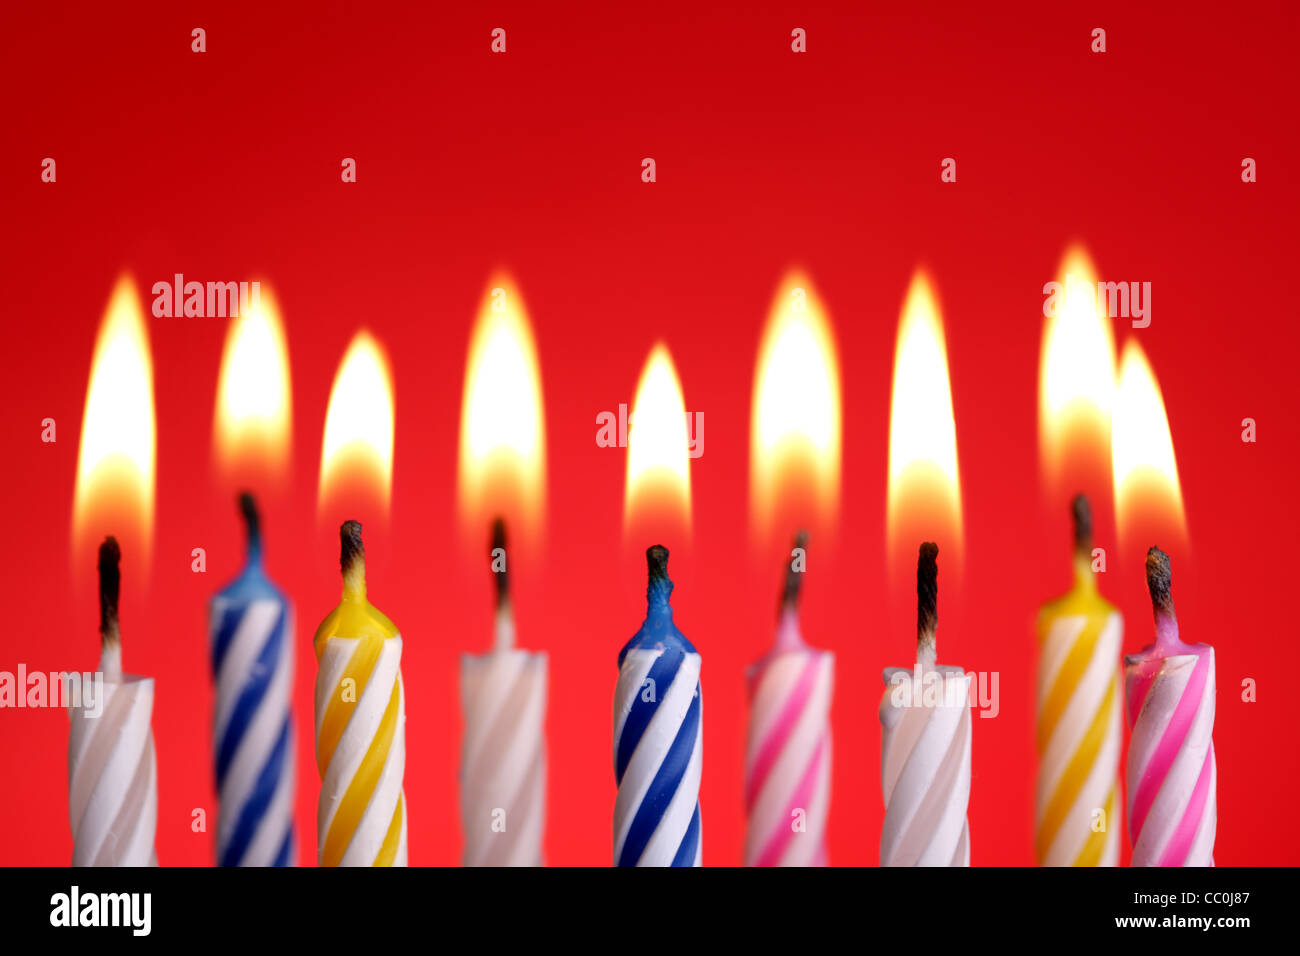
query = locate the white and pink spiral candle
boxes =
[459,519,547,866]
[68,537,158,867]
[1124,546,1216,866]
[745,533,833,866]
[879,542,971,866]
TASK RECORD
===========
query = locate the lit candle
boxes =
[1035,494,1122,866]
[1124,547,1216,866]
[879,542,970,866]
[613,545,702,867]
[68,538,158,866]
[459,519,547,865]
[313,521,407,866]
[744,532,833,866]
[209,493,295,866]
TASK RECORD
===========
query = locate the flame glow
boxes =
[73,276,156,567]
[750,273,841,542]
[1112,340,1186,552]
[318,331,394,517]
[624,343,691,534]
[1039,246,1116,495]
[458,276,546,540]
[213,285,292,481]
[886,271,963,564]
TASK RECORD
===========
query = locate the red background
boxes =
[2,1,1297,865]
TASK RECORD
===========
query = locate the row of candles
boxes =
[66,248,1215,866]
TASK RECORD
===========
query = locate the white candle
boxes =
[68,537,158,867]
[459,520,547,866]
[879,542,971,866]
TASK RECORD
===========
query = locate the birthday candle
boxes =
[209,493,295,866]
[68,538,158,866]
[1124,547,1216,866]
[613,545,702,867]
[313,521,407,866]
[459,519,547,866]
[744,532,833,866]
[1035,495,1123,866]
[879,542,971,866]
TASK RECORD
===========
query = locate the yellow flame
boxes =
[73,276,156,564]
[457,276,547,537]
[624,343,691,532]
[1039,245,1116,490]
[750,272,842,540]
[886,271,962,560]
[1112,340,1185,545]
[318,331,394,516]
[213,284,292,479]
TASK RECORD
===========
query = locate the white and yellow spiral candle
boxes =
[1035,495,1123,866]
[313,521,407,867]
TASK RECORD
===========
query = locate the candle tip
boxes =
[340,520,365,584]
[1145,545,1175,619]
[490,516,509,609]
[916,541,939,657]
[97,536,121,648]
[781,530,809,612]
[238,491,262,556]
[1071,493,1093,554]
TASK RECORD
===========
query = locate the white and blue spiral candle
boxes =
[209,493,296,866]
[613,545,703,867]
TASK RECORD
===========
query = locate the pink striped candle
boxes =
[1124,546,1216,866]
[744,535,834,866]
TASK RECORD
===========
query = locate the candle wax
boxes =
[1035,551,1123,866]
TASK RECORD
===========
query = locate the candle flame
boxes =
[750,272,841,544]
[213,284,292,483]
[886,271,963,568]
[1039,245,1116,498]
[624,343,691,536]
[73,275,156,571]
[318,331,394,519]
[457,275,547,542]
[1112,340,1186,555]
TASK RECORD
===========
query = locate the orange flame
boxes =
[886,271,963,576]
[750,272,842,545]
[1112,340,1187,557]
[624,343,692,540]
[1038,246,1116,501]
[318,331,394,521]
[457,275,547,544]
[213,284,292,486]
[73,275,156,574]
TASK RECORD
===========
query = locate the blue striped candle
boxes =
[613,545,702,867]
[209,493,295,867]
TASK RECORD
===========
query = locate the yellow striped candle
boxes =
[1035,495,1123,866]
[313,520,407,866]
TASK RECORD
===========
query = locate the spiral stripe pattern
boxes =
[1125,648,1216,867]
[613,646,702,867]
[1036,611,1122,866]
[315,634,407,867]
[460,650,547,866]
[211,597,295,866]
[68,677,158,867]
[879,666,971,867]
[745,650,833,866]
